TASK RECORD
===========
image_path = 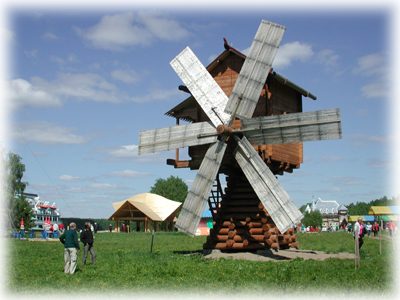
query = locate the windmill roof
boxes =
[165,39,316,120]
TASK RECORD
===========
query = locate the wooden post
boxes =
[150,224,155,253]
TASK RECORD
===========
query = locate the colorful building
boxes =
[23,193,61,230]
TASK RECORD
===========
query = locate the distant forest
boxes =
[300,196,398,215]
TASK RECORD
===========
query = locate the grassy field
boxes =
[6,231,395,296]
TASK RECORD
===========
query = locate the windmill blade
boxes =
[242,108,342,145]
[170,47,231,127]
[175,140,227,235]
[224,20,285,120]
[139,121,217,155]
[234,136,303,234]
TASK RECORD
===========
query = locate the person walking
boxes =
[80,222,96,265]
[59,222,80,274]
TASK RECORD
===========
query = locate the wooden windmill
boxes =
[139,20,341,251]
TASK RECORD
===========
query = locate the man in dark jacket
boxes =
[80,222,96,265]
[59,222,80,274]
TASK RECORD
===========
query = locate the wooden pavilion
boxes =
[108,193,181,232]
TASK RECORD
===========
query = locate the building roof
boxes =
[338,204,348,211]
[109,193,182,222]
[312,198,340,214]
[165,38,316,121]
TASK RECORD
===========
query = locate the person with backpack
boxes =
[80,222,96,265]
[59,222,80,274]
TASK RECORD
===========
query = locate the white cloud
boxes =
[42,32,58,40]
[273,41,313,69]
[131,88,180,103]
[317,49,339,68]
[353,53,385,76]
[109,144,138,158]
[138,12,189,41]
[8,78,62,109]
[111,169,149,177]
[90,183,116,189]
[50,54,78,65]
[13,122,87,144]
[59,175,80,181]
[31,72,121,103]
[111,69,139,84]
[24,49,38,59]
[77,12,189,51]
[361,82,389,99]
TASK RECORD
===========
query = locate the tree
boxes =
[150,176,188,231]
[302,210,322,228]
[150,176,188,202]
[5,153,32,230]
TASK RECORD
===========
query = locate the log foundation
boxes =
[204,171,299,251]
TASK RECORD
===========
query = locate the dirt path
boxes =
[204,248,355,262]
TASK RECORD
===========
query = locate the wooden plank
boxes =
[175,140,227,235]
[225,20,285,120]
[170,47,231,126]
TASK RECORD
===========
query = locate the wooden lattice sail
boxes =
[138,19,342,251]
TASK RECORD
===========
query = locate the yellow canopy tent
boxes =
[109,193,182,252]
[368,206,393,215]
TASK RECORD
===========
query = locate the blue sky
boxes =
[4,7,396,218]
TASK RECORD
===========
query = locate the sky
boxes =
[2,3,398,219]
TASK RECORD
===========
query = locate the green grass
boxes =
[6,231,394,295]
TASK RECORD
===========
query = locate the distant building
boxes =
[309,198,348,231]
[23,193,61,230]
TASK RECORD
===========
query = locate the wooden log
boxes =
[218,228,229,235]
[226,239,234,248]
[233,235,244,242]
[290,235,297,243]
[228,230,237,239]
[283,235,291,244]
[243,239,249,247]
[287,228,294,235]
[232,242,249,249]
[216,235,229,242]
[268,228,278,235]
[214,243,228,250]
[289,242,299,249]
[264,232,271,239]
[222,221,231,227]
[250,235,265,242]
[271,242,279,250]
[260,217,268,224]
[249,228,264,235]
[248,222,262,228]
[269,235,277,243]
[262,224,270,231]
